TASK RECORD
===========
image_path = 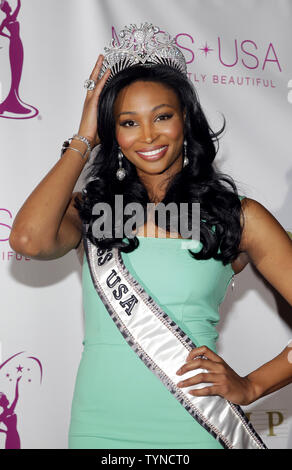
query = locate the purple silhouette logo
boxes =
[0,0,39,119]
[0,351,43,449]
[0,207,12,242]
[0,377,21,448]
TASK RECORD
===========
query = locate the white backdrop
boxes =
[0,0,291,449]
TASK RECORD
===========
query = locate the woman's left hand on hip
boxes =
[176,345,255,405]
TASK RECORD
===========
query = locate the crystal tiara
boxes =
[98,22,187,81]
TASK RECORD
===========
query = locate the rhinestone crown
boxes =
[98,22,187,81]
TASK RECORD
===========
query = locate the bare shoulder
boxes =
[239,197,291,251]
[239,197,292,304]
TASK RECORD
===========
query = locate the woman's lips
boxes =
[136,145,168,161]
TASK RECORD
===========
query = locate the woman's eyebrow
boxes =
[117,104,175,118]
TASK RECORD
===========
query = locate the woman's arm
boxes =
[240,197,292,305]
[11,0,21,21]
[0,19,10,37]
[9,376,21,415]
[238,197,292,402]
[244,346,292,403]
[176,198,292,405]
[9,142,89,260]
[9,56,110,260]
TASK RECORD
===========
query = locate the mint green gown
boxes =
[68,232,236,449]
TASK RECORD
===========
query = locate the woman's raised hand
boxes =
[77,55,111,148]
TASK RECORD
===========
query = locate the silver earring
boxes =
[116,148,127,181]
[183,139,189,167]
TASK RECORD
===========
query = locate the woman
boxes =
[8,23,292,449]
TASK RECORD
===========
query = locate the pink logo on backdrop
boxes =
[175,33,281,89]
[111,26,282,90]
[0,207,31,261]
[0,0,39,119]
[0,350,43,449]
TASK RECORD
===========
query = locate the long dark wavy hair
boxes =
[74,64,244,265]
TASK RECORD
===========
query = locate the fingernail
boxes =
[176,368,181,375]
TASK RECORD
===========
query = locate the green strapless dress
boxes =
[68,232,236,449]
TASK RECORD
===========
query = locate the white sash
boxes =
[83,234,267,449]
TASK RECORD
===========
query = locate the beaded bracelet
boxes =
[63,146,86,159]
[72,134,93,153]
[60,137,91,160]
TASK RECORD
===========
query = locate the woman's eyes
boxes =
[120,114,173,127]
[157,113,173,121]
[120,120,136,127]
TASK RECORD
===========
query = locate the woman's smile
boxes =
[136,145,169,161]
[114,80,185,179]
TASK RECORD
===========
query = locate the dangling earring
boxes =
[116,147,127,181]
[183,139,189,167]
